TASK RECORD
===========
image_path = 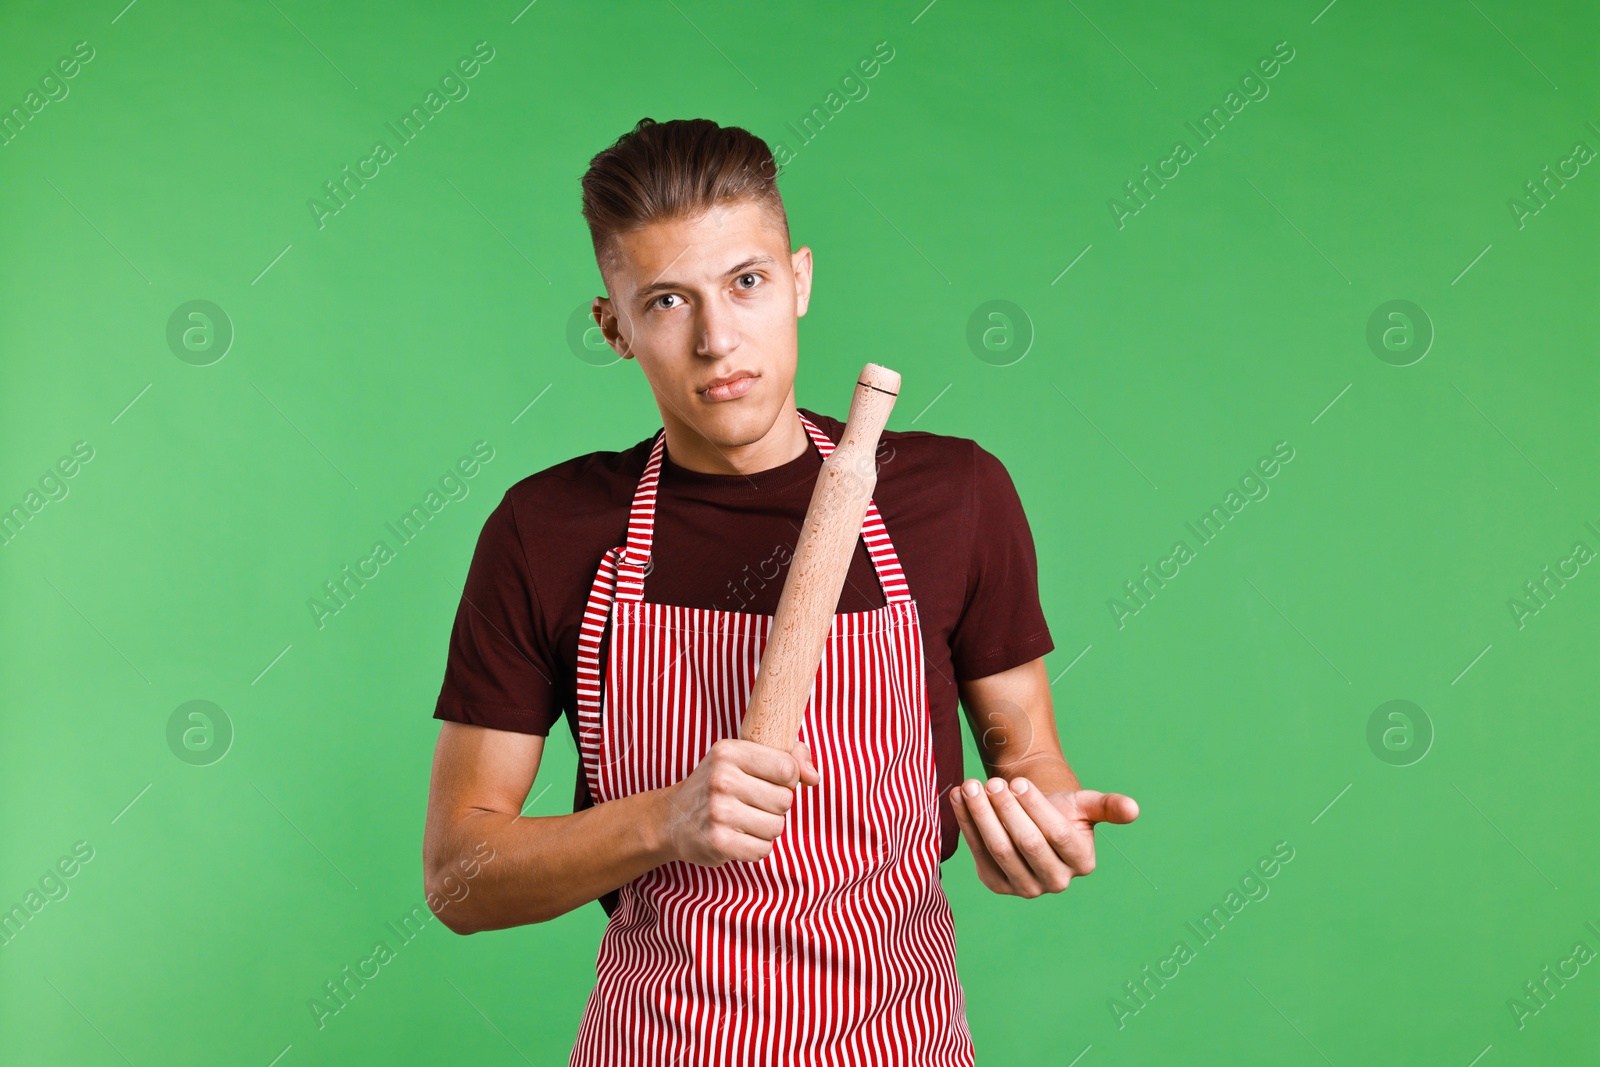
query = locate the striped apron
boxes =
[570,412,974,1066]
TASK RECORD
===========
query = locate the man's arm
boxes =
[422,721,819,933]
[423,722,671,931]
[951,656,1139,898]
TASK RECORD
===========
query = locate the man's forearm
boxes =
[428,785,679,932]
[959,657,1084,796]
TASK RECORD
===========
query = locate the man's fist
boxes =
[663,738,820,867]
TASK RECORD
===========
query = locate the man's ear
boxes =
[791,246,814,318]
[593,296,634,359]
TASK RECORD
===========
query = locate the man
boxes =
[423,117,1139,1064]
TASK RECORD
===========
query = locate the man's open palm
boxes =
[950,776,1139,897]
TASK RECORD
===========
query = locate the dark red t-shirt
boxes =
[433,407,1054,893]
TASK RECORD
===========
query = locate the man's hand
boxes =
[950,775,1139,898]
[663,738,821,868]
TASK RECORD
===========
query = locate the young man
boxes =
[423,117,1138,1064]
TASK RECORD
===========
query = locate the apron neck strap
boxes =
[614,411,910,604]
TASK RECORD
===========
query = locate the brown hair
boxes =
[580,117,789,285]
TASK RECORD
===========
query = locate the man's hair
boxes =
[580,117,789,286]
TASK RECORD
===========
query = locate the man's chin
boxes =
[684,393,779,447]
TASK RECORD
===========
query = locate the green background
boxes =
[2,0,1596,1062]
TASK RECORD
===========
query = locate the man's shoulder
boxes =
[501,433,656,517]
[802,408,1024,525]
[800,407,979,473]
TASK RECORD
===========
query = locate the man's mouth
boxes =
[699,372,759,402]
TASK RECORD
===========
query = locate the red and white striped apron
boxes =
[570,412,974,1066]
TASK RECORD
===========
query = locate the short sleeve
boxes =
[948,442,1055,680]
[433,494,562,734]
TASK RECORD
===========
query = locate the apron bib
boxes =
[570,412,973,1066]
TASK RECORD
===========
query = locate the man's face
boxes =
[593,197,813,450]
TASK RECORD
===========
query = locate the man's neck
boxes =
[661,400,809,476]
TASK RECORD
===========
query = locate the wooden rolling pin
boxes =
[740,363,901,750]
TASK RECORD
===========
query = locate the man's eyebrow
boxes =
[723,254,778,276]
[633,255,778,301]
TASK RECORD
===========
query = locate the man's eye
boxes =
[653,294,682,310]
[736,273,761,289]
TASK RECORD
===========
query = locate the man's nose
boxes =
[695,295,742,358]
